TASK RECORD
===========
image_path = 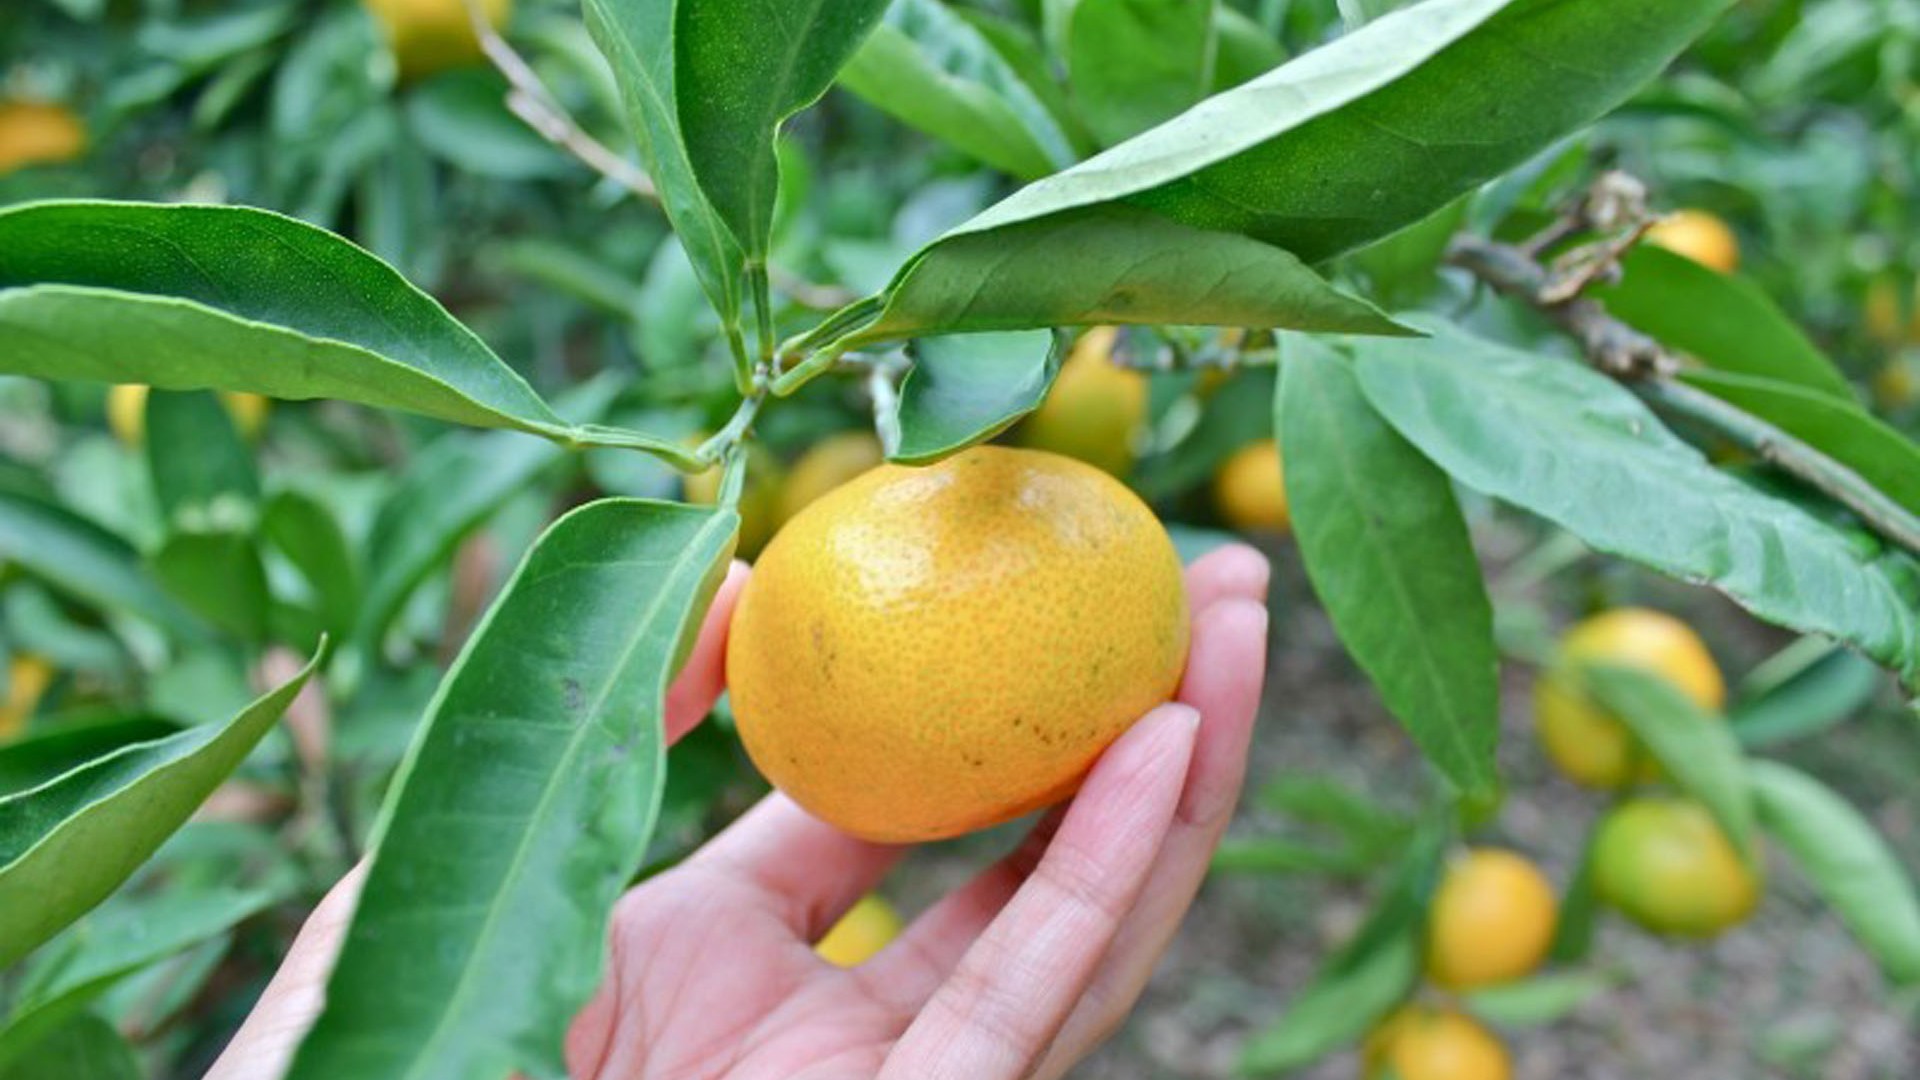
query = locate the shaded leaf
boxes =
[0,1014,137,1080]
[1281,339,1498,799]
[0,491,202,637]
[886,330,1061,463]
[1578,662,1753,850]
[148,530,271,642]
[1548,823,1599,963]
[1731,647,1884,748]
[0,718,181,798]
[144,389,260,527]
[1348,321,1920,686]
[288,500,737,1080]
[1055,0,1216,146]
[1463,971,1614,1029]
[0,650,319,967]
[1751,760,1920,985]
[262,489,362,639]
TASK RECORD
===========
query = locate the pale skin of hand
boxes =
[209,544,1271,1080]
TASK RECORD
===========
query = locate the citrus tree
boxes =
[2,0,1919,1077]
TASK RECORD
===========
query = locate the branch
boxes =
[1446,228,1920,563]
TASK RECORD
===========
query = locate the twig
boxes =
[1447,199,1920,562]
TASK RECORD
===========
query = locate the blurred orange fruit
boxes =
[1426,848,1557,990]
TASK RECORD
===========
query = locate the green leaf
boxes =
[1348,321,1920,687]
[1599,246,1853,400]
[144,390,260,527]
[581,0,746,338]
[0,491,202,637]
[1549,823,1599,963]
[0,719,181,798]
[0,884,281,1067]
[148,531,271,643]
[1054,0,1216,147]
[676,0,889,266]
[1577,662,1753,851]
[1236,829,1442,1073]
[262,489,362,639]
[0,202,621,443]
[1678,370,1920,520]
[886,330,1062,464]
[838,0,1075,180]
[1209,6,1285,92]
[406,69,577,181]
[886,0,1727,332]
[1751,760,1920,985]
[0,1014,137,1080]
[288,500,737,1080]
[843,204,1408,344]
[1731,647,1884,748]
[1280,339,1498,800]
[1463,971,1614,1028]
[1134,367,1276,502]
[0,649,319,968]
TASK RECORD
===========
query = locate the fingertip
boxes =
[1187,544,1270,612]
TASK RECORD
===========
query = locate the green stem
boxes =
[749,263,776,369]
[694,389,767,468]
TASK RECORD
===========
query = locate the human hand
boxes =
[211,544,1270,1080]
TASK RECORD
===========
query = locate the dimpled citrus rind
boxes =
[727,446,1189,843]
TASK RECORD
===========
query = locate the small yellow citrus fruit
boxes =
[1017,326,1147,477]
[0,101,86,175]
[1646,209,1739,274]
[363,0,511,79]
[1872,356,1917,413]
[1,654,54,742]
[780,431,883,526]
[683,441,784,559]
[1426,848,1557,990]
[108,385,272,445]
[1213,439,1288,533]
[727,445,1189,842]
[814,894,903,967]
[1594,796,1762,938]
[1533,608,1724,790]
[1865,277,1908,347]
[1363,1005,1511,1080]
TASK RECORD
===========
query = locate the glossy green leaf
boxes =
[676,0,889,265]
[144,390,259,527]
[0,1014,137,1080]
[839,0,1074,180]
[0,718,180,798]
[1549,823,1599,963]
[406,69,577,181]
[882,0,1726,339]
[1237,829,1442,1072]
[582,0,746,334]
[1751,760,1920,985]
[1679,370,1920,519]
[262,489,362,638]
[0,202,580,437]
[148,531,271,642]
[1280,339,1498,799]
[0,885,280,1067]
[1463,971,1614,1028]
[1348,322,1920,686]
[0,492,202,637]
[288,500,737,1080]
[0,650,318,968]
[886,330,1062,464]
[1731,647,1883,748]
[1055,0,1216,147]
[1600,246,1853,400]
[1578,662,1753,850]
[1135,367,1276,501]
[844,204,1407,345]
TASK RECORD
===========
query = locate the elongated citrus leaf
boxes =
[839,0,1075,180]
[1237,827,1442,1073]
[845,204,1407,344]
[0,649,319,968]
[1577,662,1753,850]
[886,330,1061,464]
[262,489,362,639]
[1731,647,1883,748]
[1751,760,1920,985]
[582,0,746,333]
[144,390,260,528]
[1348,321,1920,686]
[288,500,737,1080]
[1600,244,1853,400]
[1056,0,1217,147]
[0,885,281,1067]
[1679,370,1920,519]
[0,202,574,436]
[0,1014,137,1080]
[1462,971,1614,1029]
[0,719,181,798]
[1280,339,1498,799]
[149,531,271,643]
[0,492,202,637]
[876,0,1726,337]
[677,0,888,264]
[1548,822,1599,963]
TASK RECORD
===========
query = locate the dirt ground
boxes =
[898,538,1920,1080]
